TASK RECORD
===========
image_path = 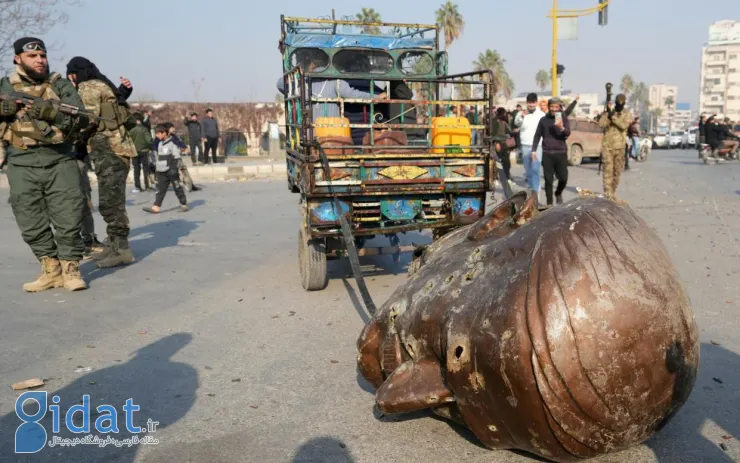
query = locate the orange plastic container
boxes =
[431,117,471,154]
[314,117,351,139]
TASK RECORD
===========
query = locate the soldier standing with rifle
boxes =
[597,86,632,198]
[0,37,92,291]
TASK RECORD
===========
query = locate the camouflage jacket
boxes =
[598,109,632,149]
[77,79,136,157]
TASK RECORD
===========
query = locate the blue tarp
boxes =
[284,33,435,50]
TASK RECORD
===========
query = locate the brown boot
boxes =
[91,245,112,261]
[23,257,64,292]
[96,246,135,269]
[60,260,88,291]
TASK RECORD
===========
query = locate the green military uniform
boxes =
[76,78,137,266]
[598,98,632,197]
[0,66,89,262]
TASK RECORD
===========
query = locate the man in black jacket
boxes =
[184,112,204,165]
[532,98,571,207]
[202,108,220,164]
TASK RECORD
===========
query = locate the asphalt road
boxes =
[0,148,739,463]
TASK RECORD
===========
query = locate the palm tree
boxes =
[473,49,511,100]
[629,81,649,117]
[356,8,382,35]
[664,96,675,131]
[620,74,635,96]
[435,2,465,50]
[649,108,663,133]
[502,74,515,100]
[535,69,550,92]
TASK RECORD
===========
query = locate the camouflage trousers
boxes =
[602,146,625,197]
[89,135,131,249]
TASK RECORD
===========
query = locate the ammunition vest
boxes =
[98,100,135,133]
[2,72,66,149]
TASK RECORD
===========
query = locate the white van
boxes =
[681,127,698,149]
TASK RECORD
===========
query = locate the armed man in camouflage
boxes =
[598,93,632,198]
[66,57,137,268]
[0,37,90,291]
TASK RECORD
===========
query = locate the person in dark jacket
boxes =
[492,107,514,187]
[532,98,571,206]
[202,108,220,164]
[183,112,204,165]
[705,116,721,153]
[129,113,153,191]
[388,81,424,143]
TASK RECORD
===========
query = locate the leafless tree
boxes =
[191,78,204,102]
[0,0,79,75]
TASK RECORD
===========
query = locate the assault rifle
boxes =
[0,91,115,122]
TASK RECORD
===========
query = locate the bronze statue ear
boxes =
[466,191,536,242]
[357,321,384,389]
[376,360,454,414]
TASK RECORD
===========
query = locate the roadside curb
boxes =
[0,162,288,188]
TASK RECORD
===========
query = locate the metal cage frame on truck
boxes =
[278,14,501,291]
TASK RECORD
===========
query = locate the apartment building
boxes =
[648,84,678,132]
[699,20,740,121]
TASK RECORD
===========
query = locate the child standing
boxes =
[143,124,189,214]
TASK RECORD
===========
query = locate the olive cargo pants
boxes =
[6,159,85,260]
[77,158,96,245]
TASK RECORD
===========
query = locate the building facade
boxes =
[648,84,678,132]
[699,20,740,121]
[672,103,695,131]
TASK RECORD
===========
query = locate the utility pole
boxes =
[552,0,558,96]
[549,0,610,98]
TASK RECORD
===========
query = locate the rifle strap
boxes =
[314,141,377,316]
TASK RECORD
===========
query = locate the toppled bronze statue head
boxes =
[358,191,699,462]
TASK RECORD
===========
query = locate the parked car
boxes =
[567,118,604,166]
[668,131,683,149]
[681,127,698,149]
[652,134,669,149]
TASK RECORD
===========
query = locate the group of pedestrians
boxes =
[183,110,221,166]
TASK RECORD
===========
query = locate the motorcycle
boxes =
[627,137,651,162]
[700,142,740,165]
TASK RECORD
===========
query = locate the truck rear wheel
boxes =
[568,144,583,166]
[299,227,328,291]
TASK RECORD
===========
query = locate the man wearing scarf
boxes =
[0,37,90,292]
[66,56,137,269]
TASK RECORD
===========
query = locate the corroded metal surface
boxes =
[357,191,699,462]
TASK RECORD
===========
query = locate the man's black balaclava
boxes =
[615,94,627,112]
[13,37,49,82]
[66,56,128,106]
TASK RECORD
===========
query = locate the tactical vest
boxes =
[99,100,135,132]
[2,71,66,149]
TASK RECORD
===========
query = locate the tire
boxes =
[638,144,650,162]
[568,144,583,166]
[298,227,328,291]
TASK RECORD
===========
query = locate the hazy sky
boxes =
[38,0,738,107]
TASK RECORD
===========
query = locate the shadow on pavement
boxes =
[292,436,355,462]
[0,333,198,462]
[646,342,739,462]
[83,218,203,282]
[341,279,371,325]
